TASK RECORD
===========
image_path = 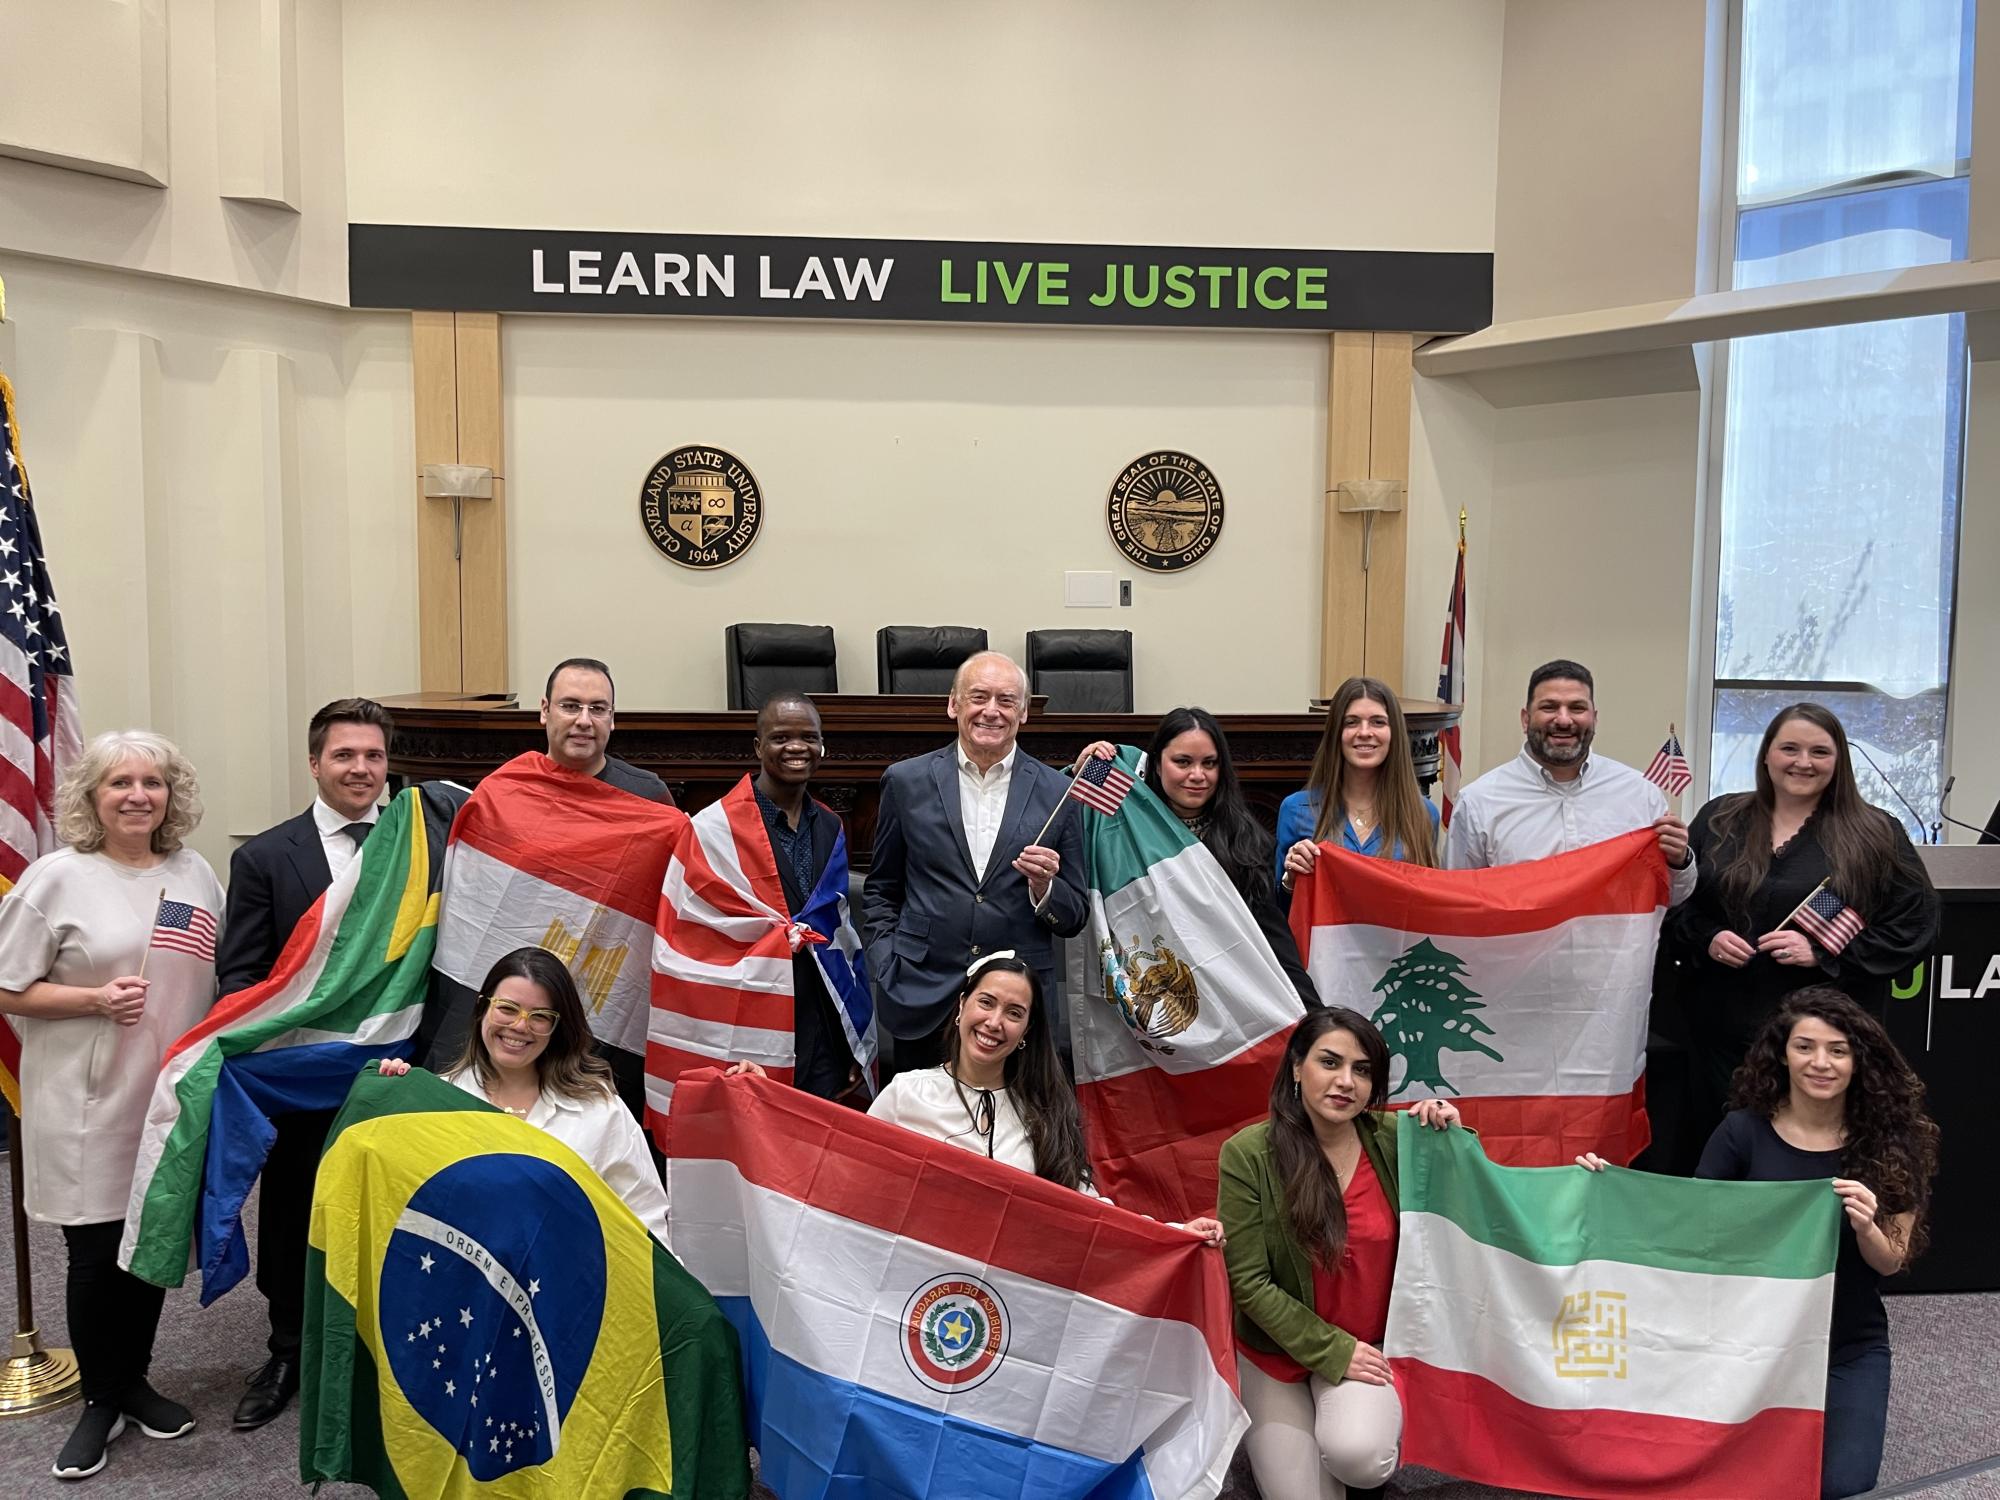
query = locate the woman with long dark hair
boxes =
[380,946,668,1242]
[1218,1008,1459,1500]
[1079,707,1316,1003]
[1277,678,1439,902]
[1584,987,1937,1498]
[1665,702,1937,1134]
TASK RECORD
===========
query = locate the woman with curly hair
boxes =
[1586,985,1937,1498]
[1706,987,1937,1498]
[1665,702,1938,1138]
[0,731,223,1480]
[1218,1007,1459,1500]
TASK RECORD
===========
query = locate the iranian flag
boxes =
[434,752,688,1056]
[1290,829,1666,1165]
[1387,1117,1839,1500]
[1069,747,1308,1221]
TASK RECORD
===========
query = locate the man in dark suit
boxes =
[750,693,863,1099]
[214,697,393,1430]
[864,652,1087,1071]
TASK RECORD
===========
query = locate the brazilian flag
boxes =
[301,1068,749,1498]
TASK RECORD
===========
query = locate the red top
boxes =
[1238,1150,1399,1384]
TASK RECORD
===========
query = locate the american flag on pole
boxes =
[0,371,83,1114]
[1436,522,1467,826]
[150,898,219,962]
[1645,727,1693,797]
[1068,753,1136,816]
[1788,881,1866,955]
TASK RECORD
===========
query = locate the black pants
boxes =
[62,1221,167,1404]
[257,1108,336,1358]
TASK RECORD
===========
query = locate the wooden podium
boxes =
[379,693,1462,871]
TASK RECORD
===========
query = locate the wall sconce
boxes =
[1335,478,1406,571]
[421,463,494,560]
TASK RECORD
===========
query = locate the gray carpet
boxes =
[0,1195,1993,1498]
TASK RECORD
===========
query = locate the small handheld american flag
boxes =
[1067,754,1136,816]
[1786,881,1866,955]
[1645,726,1692,797]
[151,898,218,962]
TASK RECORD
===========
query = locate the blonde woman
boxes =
[0,731,223,1480]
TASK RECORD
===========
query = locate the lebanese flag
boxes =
[647,776,879,1139]
[1289,829,1667,1165]
[434,752,687,1055]
[1069,747,1308,1221]
[1388,1117,1838,1499]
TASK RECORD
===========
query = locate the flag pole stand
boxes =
[0,1101,79,1416]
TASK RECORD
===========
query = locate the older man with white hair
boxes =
[863,651,1087,1074]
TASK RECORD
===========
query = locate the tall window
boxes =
[1706,0,1975,833]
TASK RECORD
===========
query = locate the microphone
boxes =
[1846,739,1937,844]
[1937,775,1994,842]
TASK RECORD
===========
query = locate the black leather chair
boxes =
[1026,629,1133,712]
[875,626,988,694]
[724,623,837,710]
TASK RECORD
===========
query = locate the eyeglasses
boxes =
[485,998,559,1034]
[553,699,613,719]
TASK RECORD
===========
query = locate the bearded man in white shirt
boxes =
[863,652,1087,1075]
[1445,659,1696,903]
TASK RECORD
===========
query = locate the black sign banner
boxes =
[349,225,1492,334]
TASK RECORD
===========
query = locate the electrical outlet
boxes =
[1119,579,1132,606]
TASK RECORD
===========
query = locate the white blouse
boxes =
[0,846,223,1224]
[445,1068,670,1245]
[868,1066,1103,1198]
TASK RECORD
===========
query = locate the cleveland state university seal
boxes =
[639,445,763,569]
[900,1274,1010,1394]
[1106,451,1224,572]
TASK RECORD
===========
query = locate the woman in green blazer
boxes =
[1218,1007,1460,1500]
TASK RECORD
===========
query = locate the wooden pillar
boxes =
[1319,331,1413,697]
[413,311,508,693]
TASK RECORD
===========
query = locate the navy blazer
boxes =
[215,808,333,998]
[862,744,1088,1040]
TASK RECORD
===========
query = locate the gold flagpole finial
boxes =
[1457,507,1467,544]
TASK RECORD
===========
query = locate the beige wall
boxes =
[504,316,1327,712]
[0,0,350,305]
[0,254,417,875]
[1491,0,1723,323]
[342,0,1504,250]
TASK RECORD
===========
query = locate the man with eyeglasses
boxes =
[214,697,393,1432]
[540,656,675,805]
[864,651,1087,1076]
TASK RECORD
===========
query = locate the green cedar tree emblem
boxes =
[1371,937,1502,1096]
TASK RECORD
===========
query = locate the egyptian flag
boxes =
[1290,829,1668,1165]
[433,752,688,1060]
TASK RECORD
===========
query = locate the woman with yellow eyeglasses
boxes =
[378,946,669,1242]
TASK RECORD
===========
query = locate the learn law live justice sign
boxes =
[349,226,1493,334]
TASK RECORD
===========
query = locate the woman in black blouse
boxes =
[1666,702,1938,1134]
[1081,708,1317,1005]
[1584,986,1938,1498]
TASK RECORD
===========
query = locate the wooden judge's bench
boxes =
[379,693,1461,870]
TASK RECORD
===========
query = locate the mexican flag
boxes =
[434,752,688,1057]
[120,783,461,1297]
[1069,746,1308,1221]
[301,1066,750,1499]
[1290,828,1666,1165]
[1387,1118,1839,1500]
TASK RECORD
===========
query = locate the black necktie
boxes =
[339,822,373,850]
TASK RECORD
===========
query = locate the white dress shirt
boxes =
[313,795,380,883]
[868,1066,1103,1198]
[1445,747,1697,904]
[445,1068,671,1245]
[956,744,1017,878]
